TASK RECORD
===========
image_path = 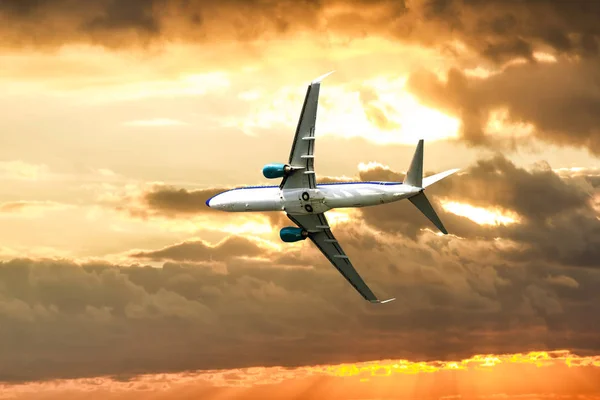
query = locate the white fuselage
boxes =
[206,182,421,214]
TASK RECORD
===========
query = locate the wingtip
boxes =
[312,70,335,84]
[370,298,396,304]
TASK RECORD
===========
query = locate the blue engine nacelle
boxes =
[280,227,308,243]
[263,163,291,179]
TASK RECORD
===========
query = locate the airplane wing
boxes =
[287,212,395,304]
[280,72,334,190]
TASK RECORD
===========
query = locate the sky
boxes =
[1,0,600,398]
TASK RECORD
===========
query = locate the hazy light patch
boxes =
[321,77,461,144]
[533,52,558,63]
[228,76,460,145]
[358,161,391,172]
[484,108,535,138]
[0,244,73,262]
[244,236,283,252]
[219,219,274,236]
[553,166,600,177]
[464,66,498,79]
[94,168,119,177]
[83,71,231,103]
[326,209,356,226]
[462,52,554,82]
[0,201,73,218]
[0,160,50,181]
[123,118,189,127]
[440,200,520,226]
[545,275,580,289]
[238,90,262,101]
[318,175,357,183]
[591,193,600,215]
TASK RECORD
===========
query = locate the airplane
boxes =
[205,71,459,304]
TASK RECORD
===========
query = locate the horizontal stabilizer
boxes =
[422,168,460,188]
[409,192,448,234]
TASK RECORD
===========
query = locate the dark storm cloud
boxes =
[2,218,600,382]
[360,155,600,267]
[2,0,600,62]
[408,59,600,153]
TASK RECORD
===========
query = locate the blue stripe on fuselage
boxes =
[224,181,402,191]
[242,181,401,189]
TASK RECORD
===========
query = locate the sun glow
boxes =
[485,108,535,138]
[358,161,391,172]
[441,200,520,226]
[2,350,598,399]
[233,76,460,145]
[326,209,356,226]
[322,350,600,378]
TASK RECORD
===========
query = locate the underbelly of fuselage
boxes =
[207,183,416,214]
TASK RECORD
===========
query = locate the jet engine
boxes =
[262,163,291,179]
[280,227,308,243]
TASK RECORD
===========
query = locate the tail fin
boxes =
[402,139,459,235]
[403,139,423,188]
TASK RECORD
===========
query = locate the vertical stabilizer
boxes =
[409,192,448,234]
[403,139,423,188]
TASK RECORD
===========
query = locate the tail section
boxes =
[402,139,459,235]
[403,139,423,188]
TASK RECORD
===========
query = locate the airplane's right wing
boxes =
[287,212,395,304]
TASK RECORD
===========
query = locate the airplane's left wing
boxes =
[280,72,334,190]
[287,212,395,304]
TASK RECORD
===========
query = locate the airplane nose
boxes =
[206,195,218,209]
[206,194,225,210]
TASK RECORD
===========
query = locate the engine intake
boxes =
[263,163,291,179]
[280,227,308,243]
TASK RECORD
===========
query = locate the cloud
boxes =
[407,60,600,155]
[2,0,600,64]
[359,155,600,268]
[1,205,600,382]
[0,201,71,216]
[130,236,270,262]
[140,185,225,216]
[546,275,580,289]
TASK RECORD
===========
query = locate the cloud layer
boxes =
[0,156,599,382]
[3,0,600,62]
